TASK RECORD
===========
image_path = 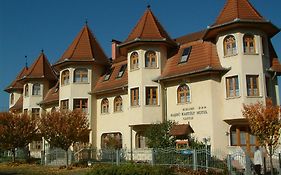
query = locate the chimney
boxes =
[111,39,120,61]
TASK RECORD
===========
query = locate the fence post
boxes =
[278,153,281,174]
[193,149,197,171]
[245,154,251,175]
[227,154,232,173]
[116,149,120,166]
[151,148,155,166]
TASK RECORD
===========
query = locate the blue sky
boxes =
[0,0,280,111]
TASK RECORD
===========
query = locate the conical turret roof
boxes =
[22,52,57,81]
[214,0,265,26]
[123,6,175,46]
[55,24,108,66]
[4,66,28,93]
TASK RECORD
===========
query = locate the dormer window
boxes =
[130,52,139,70]
[117,65,127,78]
[61,70,70,85]
[74,68,88,83]
[243,34,255,54]
[179,46,192,63]
[224,35,237,56]
[145,51,157,68]
[32,83,41,96]
[104,68,114,81]
[24,84,29,97]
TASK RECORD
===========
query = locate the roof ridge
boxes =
[139,9,149,39]
[70,25,86,59]
[85,25,94,58]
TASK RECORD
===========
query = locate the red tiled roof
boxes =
[10,96,23,112]
[40,82,59,105]
[214,0,265,26]
[170,124,194,136]
[5,67,28,93]
[55,25,109,66]
[93,58,128,94]
[22,52,57,81]
[160,41,226,80]
[123,6,175,45]
[175,30,206,44]
[268,40,281,73]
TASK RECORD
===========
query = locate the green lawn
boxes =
[0,163,90,175]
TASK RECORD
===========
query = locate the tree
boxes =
[39,109,90,166]
[242,98,281,175]
[0,112,38,162]
[145,121,176,148]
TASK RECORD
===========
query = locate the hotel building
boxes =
[4,0,281,157]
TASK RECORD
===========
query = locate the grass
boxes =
[0,163,90,175]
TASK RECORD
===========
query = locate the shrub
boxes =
[86,164,175,175]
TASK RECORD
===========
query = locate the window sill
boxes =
[144,67,159,69]
[246,95,262,98]
[32,95,42,97]
[145,104,160,107]
[226,96,241,100]
[73,82,89,84]
[130,68,140,72]
[243,53,259,56]
[131,105,140,108]
[101,112,110,115]
[224,53,238,58]
[177,102,191,105]
[113,111,123,113]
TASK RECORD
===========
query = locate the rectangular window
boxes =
[117,65,127,78]
[73,99,88,113]
[179,46,192,64]
[60,99,69,110]
[226,76,239,97]
[145,87,158,105]
[246,75,259,96]
[131,88,139,106]
[32,108,40,119]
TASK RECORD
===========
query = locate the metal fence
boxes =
[41,147,281,174]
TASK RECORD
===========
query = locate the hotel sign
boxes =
[170,106,208,120]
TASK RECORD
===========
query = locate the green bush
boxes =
[86,164,175,175]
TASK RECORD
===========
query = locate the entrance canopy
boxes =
[169,124,194,137]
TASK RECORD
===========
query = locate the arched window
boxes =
[101,98,109,114]
[61,70,70,85]
[32,83,41,95]
[224,35,237,56]
[24,84,29,97]
[101,132,122,149]
[114,96,123,112]
[243,34,255,54]
[130,52,139,70]
[74,68,88,83]
[177,84,190,104]
[145,51,157,68]
[10,93,14,104]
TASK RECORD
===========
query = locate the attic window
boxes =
[104,68,114,81]
[179,46,192,64]
[117,65,127,78]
